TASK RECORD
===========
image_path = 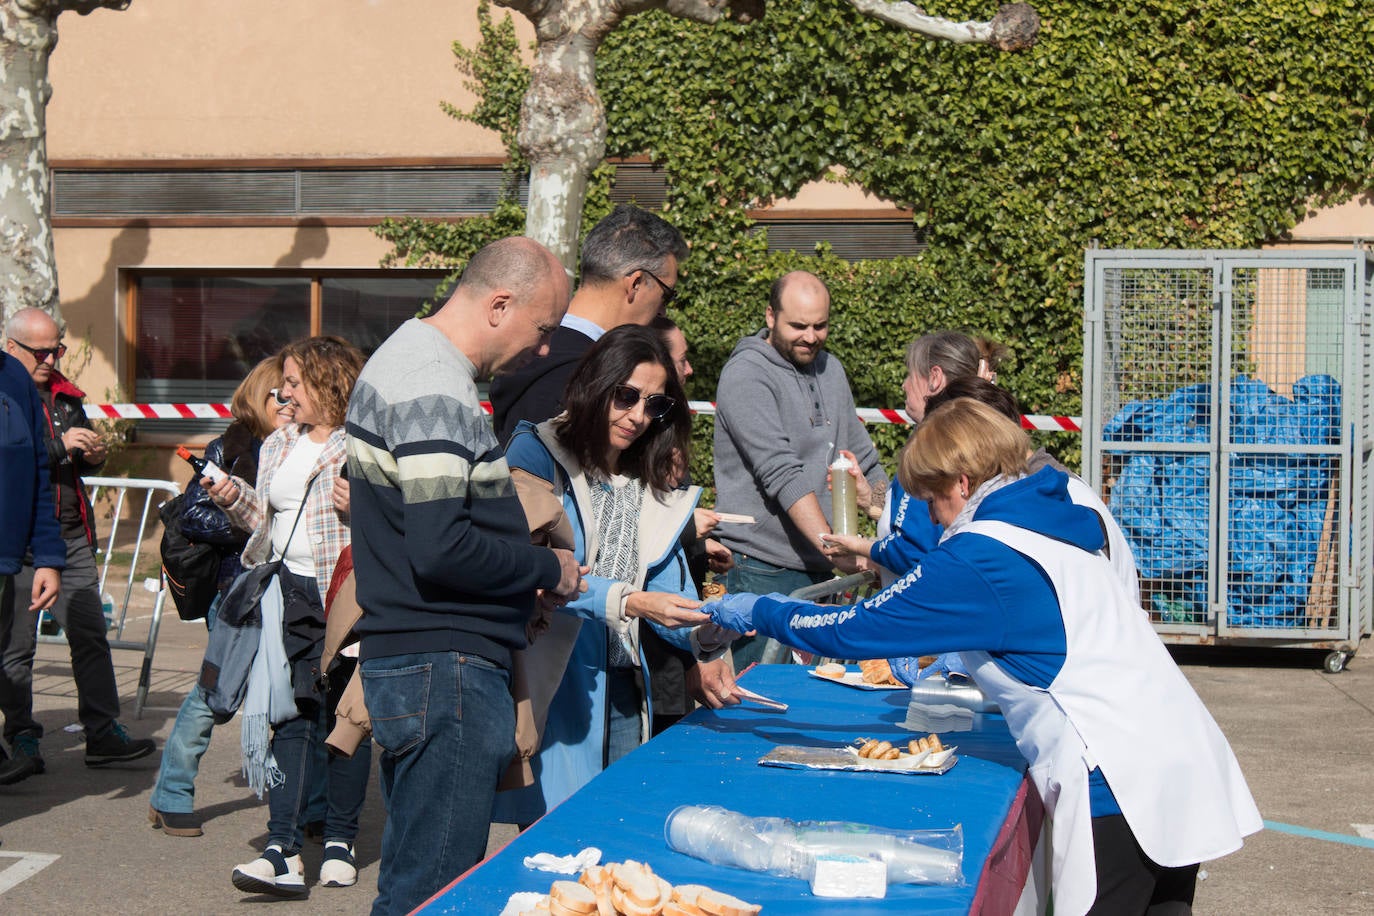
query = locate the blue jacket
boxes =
[0,354,65,575]
[870,474,941,576]
[493,420,699,824]
[750,467,1124,816]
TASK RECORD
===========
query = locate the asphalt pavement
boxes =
[0,602,1371,914]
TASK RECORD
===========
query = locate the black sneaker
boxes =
[84,723,155,767]
[12,734,44,775]
[0,749,38,786]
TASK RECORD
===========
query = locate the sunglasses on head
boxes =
[269,388,292,407]
[11,340,67,363]
[612,384,675,420]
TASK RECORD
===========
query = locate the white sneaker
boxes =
[319,841,357,888]
[231,844,307,898]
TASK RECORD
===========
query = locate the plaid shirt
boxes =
[224,424,349,596]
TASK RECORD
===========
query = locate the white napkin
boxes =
[901,702,977,733]
[521,846,602,874]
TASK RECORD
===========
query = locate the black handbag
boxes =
[159,493,221,622]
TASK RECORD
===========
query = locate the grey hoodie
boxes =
[712,329,886,572]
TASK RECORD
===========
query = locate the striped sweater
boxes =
[344,318,561,668]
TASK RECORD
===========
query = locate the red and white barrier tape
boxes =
[87,401,1082,431]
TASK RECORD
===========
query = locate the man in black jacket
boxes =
[0,308,155,777]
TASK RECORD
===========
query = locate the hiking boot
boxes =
[319,842,357,888]
[11,734,44,775]
[0,749,38,786]
[84,723,155,767]
[232,845,307,898]
[148,804,204,837]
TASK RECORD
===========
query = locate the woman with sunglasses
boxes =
[149,356,296,838]
[493,324,726,827]
[202,336,371,899]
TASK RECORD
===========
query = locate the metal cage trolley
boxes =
[1082,249,1373,672]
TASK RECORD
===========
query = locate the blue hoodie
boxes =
[750,466,1124,815]
[0,353,66,575]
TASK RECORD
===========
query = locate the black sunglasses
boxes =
[612,384,675,420]
[269,388,292,407]
[11,340,67,363]
[627,267,677,307]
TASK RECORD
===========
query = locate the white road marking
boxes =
[0,852,61,894]
[1353,823,1374,839]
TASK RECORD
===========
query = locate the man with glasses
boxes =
[0,308,155,782]
[490,204,688,445]
[712,271,889,669]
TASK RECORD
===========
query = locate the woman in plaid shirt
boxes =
[208,335,370,899]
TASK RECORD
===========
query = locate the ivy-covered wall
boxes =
[377,0,1374,480]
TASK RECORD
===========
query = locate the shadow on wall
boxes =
[276,217,330,267]
[58,218,152,383]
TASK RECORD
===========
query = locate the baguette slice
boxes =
[697,888,763,916]
[548,880,598,916]
[672,883,712,914]
[663,903,699,916]
[611,862,663,911]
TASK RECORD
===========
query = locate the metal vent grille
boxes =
[299,170,527,214]
[55,170,298,216]
[609,164,669,209]
[757,219,928,259]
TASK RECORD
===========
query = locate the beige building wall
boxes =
[48,0,520,159]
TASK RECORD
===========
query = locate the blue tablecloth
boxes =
[423,665,1031,915]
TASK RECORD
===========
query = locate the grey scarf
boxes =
[937,473,1024,544]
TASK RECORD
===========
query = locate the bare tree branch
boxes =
[846,0,1038,51]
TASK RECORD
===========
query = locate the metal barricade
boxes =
[757,570,880,665]
[37,476,181,718]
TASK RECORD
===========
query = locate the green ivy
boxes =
[379,0,1374,480]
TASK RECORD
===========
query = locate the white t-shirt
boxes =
[269,436,326,580]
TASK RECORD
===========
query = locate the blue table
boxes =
[423,665,1037,915]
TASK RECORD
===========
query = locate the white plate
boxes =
[809,669,907,690]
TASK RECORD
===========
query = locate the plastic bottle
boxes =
[176,445,226,484]
[664,805,963,886]
[829,455,859,536]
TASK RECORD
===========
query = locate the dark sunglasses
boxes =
[269,388,292,407]
[612,384,675,420]
[627,267,677,307]
[11,340,67,363]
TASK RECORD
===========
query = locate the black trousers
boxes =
[1087,814,1199,916]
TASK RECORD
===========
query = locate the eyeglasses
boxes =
[269,388,292,407]
[627,268,677,307]
[10,340,67,364]
[612,384,675,420]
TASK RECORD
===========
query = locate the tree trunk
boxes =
[518,32,606,272]
[0,1,130,327]
[0,2,61,323]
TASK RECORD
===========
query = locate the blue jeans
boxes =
[151,684,217,813]
[725,553,830,669]
[267,711,320,853]
[363,651,515,916]
[151,598,221,814]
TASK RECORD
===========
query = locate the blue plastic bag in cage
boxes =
[1107,375,1340,628]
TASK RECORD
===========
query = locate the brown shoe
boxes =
[149,804,203,837]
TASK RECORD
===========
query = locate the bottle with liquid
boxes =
[176,445,226,484]
[829,455,859,536]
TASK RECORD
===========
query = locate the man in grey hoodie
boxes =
[712,271,888,668]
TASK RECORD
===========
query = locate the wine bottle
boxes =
[176,445,227,484]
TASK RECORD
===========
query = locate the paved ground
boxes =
[0,596,1371,914]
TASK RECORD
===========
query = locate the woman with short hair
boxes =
[205,336,371,899]
[149,355,294,838]
[707,399,1261,915]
